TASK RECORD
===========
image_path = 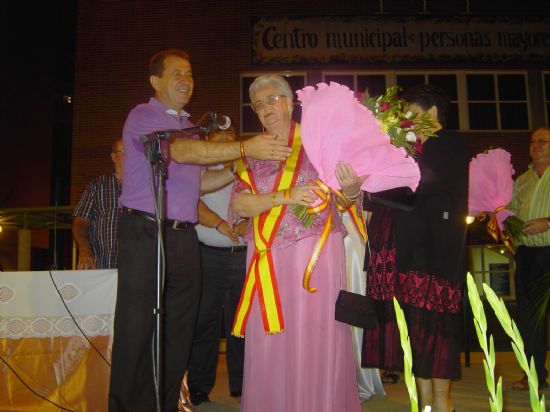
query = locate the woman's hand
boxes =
[281,184,319,207]
[335,161,366,199]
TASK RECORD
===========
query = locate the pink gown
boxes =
[233,145,361,412]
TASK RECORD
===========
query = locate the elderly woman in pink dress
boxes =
[230,73,362,412]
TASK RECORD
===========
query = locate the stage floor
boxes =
[196,351,550,411]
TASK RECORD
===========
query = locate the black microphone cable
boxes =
[0,269,116,412]
[0,354,78,412]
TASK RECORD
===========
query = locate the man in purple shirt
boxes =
[109,49,290,412]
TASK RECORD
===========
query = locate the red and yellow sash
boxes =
[346,206,367,243]
[231,123,367,336]
[232,123,304,336]
[302,182,367,291]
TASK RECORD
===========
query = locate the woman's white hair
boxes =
[249,73,294,110]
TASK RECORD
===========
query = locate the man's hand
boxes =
[523,218,550,236]
[234,219,249,238]
[72,216,97,270]
[243,134,291,161]
[77,250,97,270]
[217,220,239,243]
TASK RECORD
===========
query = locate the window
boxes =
[469,245,515,299]
[323,73,388,97]
[396,73,459,130]
[543,72,550,125]
[240,72,306,134]
[321,71,460,130]
[240,70,534,133]
[466,73,529,131]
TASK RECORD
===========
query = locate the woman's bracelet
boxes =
[214,218,225,231]
[239,141,246,158]
[271,191,278,207]
[344,188,361,201]
[284,188,292,199]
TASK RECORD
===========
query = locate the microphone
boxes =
[139,112,231,144]
[212,114,231,130]
[195,111,231,134]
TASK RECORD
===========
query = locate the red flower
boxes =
[400,119,414,128]
[379,102,391,112]
[411,137,424,154]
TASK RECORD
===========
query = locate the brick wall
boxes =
[72,0,381,202]
[71,0,544,202]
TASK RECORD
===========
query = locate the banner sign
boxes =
[251,16,550,65]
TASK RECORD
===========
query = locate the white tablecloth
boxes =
[1,269,117,411]
[0,269,117,338]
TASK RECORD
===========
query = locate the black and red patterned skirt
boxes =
[361,206,463,380]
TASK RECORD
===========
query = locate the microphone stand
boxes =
[144,139,167,412]
[140,124,211,412]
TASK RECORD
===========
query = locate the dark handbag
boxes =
[335,290,376,329]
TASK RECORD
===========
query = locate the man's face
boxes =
[150,56,194,110]
[111,140,124,179]
[529,128,550,163]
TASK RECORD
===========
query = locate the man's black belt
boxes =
[122,207,195,230]
[199,242,247,253]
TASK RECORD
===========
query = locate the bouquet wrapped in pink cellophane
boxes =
[468,148,515,229]
[468,148,523,252]
[297,82,420,194]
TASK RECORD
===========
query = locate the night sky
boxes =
[2,1,77,209]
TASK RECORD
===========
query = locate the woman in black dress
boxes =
[362,84,469,412]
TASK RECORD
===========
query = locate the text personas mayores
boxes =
[259,25,550,54]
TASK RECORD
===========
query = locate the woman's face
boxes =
[405,102,441,142]
[251,84,292,132]
[406,103,427,118]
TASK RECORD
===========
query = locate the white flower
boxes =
[404,111,415,120]
[405,131,417,142]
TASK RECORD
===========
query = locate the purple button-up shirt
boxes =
[119,97,202,222]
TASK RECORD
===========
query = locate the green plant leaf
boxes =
[289,204,316,227]
[525,271,550,334]
[392,298,419,412]
[496,377,503,407]
[466,273,503,412]
[481,279,545,411]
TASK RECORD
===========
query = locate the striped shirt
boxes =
[508,163,550,247]
[73,171,122,268]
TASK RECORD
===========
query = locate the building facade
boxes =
[71,0,550,201]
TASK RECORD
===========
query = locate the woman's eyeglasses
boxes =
[252,95,287,112]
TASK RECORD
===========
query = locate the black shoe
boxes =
[189,390,210,406]
[230,390,242,398]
